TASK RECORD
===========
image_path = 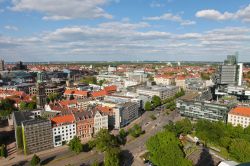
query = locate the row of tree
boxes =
[145,88,185,112]
[144,95,161,111]
[80,76,106,86]
[162,118,250,163]
[195,120,250,162]
[19,101,37,110]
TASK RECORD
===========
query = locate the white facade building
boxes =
[93,111,108,134]
[228,107,250,128]
[51,115,76,147]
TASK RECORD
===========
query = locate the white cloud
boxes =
[143,13,196,26]
[150,1,165,8]
[196,4,250,22]
[10,0,113,20]
[4,25,19,31]
[0,23,250,61]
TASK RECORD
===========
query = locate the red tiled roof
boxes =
[64,89,74,95]
[96,105,113,114]
[59,100,77,107]
[74,90,88,96]
[48,104,64,111]
[64,90,88,96]
[51,114,75,125]
[104,85,117,93]
[155,75,174,79]
[175,76,186,80]
[229,107,250,117]
[91,90,107,97]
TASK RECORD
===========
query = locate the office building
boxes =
[137,85,179,100]
[177,96,236,122]
[12,111,53,155]
[22,119,53,154]
[214,55,243,86]
[114,102,139,129]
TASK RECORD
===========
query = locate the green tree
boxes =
[68,136,82,154]
[16,126,23,149]
[104,147,120,166]
[145,101,152,111]
[152,95,161,107]
[48,93,60,102]
[27,102,37,110]
[19,101,27,110]
[30,154,40,166]
[94,129,118,152]
[129,124,143,138]
[0,144,7,158]
[200,72,211,80]
[91,160,99,166]
[0,98,16,117]
[118,129,127,145]
[165,119,192,136]
[98,79,106,86]
[146,131,192,166]
[229,139,250,162]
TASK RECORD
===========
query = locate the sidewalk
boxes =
[1,145,68,166]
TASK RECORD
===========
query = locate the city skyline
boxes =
[0,0,250,62]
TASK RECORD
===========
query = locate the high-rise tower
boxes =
[36,72,46,108]
[215,54,243,86]
[0,59,4,71]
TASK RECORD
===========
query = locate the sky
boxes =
[0,0,250,62]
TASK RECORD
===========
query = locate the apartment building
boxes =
[154,75,175,86]
[228,107,250,128]
[29,85,64,96]
[51,114,76,147]
[74,111,94,142]
[63,89,88,100]
[93,110,108,134]
[137,85,179,100]
[114,102,139,129]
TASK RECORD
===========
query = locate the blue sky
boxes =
[0,0,250,62]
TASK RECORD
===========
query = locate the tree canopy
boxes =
[152,95,161,107]
[19,101,36,111]
[194,119,250,162]
[68,136,82,154]
[94,129,119,152]
[0,98,17,117]
[144,101,152,111]
[104,147,121,166]
[164,118,192,136]
[129,124,144,138]
[30,154,40,166]
[146,131,192,166]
